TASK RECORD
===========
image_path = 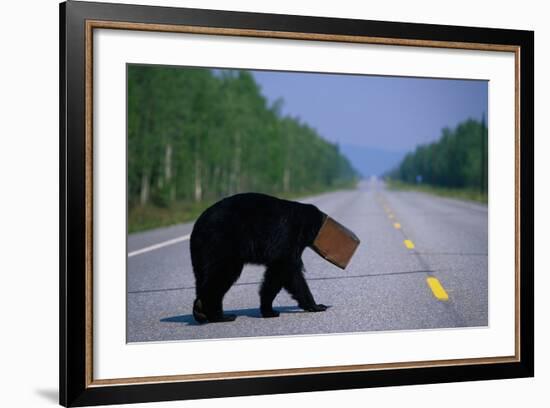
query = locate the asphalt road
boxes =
[127,179,488,342]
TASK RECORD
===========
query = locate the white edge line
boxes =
[128,234,191,258]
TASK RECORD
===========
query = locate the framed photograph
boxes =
[60,1,534,406]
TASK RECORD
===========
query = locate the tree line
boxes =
[128,65,358,212]
[387,118,488,192]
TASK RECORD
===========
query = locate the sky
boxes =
[251,70,488,156]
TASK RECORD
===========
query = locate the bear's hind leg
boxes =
[195,262,243,323]
[260,265,283,318]
[202,295,237,323]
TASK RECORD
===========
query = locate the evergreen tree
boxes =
[388,118,488,192]
[127,65,358,216]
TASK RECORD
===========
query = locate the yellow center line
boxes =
[393,222,401,229]
[426,277,450,301]
[403,239,415,249]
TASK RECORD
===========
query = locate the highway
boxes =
[127,179,488,342]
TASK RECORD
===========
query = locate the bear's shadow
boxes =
[161,305,307,326]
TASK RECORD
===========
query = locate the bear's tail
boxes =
[193,298,208,324]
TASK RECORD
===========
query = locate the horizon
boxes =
[251,69,488,176]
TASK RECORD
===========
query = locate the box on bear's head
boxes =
[311,214,360,270]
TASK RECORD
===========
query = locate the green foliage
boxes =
[387,118,488,193]
[127,65,358,231]
[387,180,488,204]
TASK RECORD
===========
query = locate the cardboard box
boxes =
[312,214,360,269]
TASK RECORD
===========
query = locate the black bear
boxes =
[190,192,328,323]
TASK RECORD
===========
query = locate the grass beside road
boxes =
[128,181,358,233]
[128,201,211,234]
[386,180,488,204]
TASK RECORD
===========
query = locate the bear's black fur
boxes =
[190,192,328,323]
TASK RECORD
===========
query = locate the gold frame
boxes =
[84,20,521,388]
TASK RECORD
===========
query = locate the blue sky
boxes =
[252,70,488,155]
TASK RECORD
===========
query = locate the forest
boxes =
[387,118,488,194]
[128,65,358,231]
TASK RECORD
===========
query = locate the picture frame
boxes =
[59,0,534,406]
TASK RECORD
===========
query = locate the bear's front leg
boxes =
[301,303,328,312]
[283,261,328,313]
